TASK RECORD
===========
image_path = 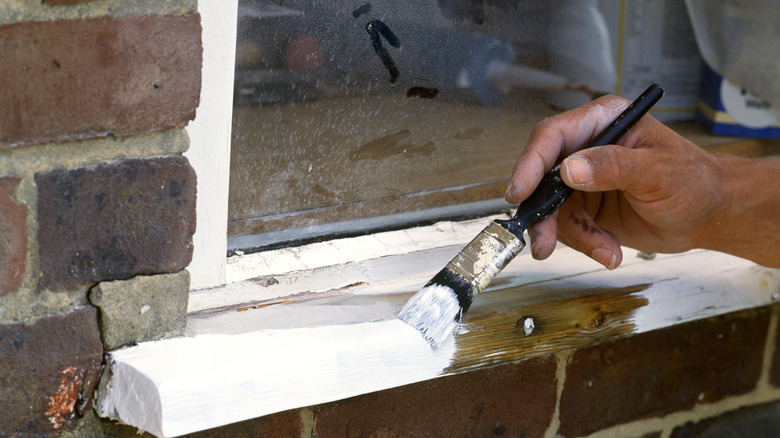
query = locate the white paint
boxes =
[100,215,780,437]
[100,319,454,437]
[140,305,150,315]
[523,317,535,335]
[190,216,510,314]
[184,0,239,290]
[225,215,502,283]
[398,284,461,348]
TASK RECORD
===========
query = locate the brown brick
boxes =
[0,14,201,148]
[102,408,302,438]
[0,306,103,436]
[768,305,780,388]
[671,400,780,438]
[36,156,196,291]
[0,176,26,295]
[315,356,557,438]
[558,308,769,437]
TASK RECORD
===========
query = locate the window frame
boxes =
[185,0,239,290]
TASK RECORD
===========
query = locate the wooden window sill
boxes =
[96,215,780,437]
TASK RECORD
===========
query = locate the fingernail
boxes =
[563,156,593,186]
[591,248,617,270]
[505,184,522,201]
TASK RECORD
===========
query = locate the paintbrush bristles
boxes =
[398,281,463,349]
[399,221,526,348]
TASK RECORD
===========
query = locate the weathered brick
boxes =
[89,271,190,349]
[0,306,103,436]
[0,176,26,295]
[768,305,780,388]
[102,408,303,438]
[36,156,196,291]
[558,308,769,437]
[315,356,557,438]
[671,400,780,438]
[0,14,201,148]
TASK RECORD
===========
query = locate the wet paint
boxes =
[448,284,650,373]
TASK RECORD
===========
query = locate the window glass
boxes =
[228,0,700,251]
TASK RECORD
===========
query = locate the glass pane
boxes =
[228,0,700,251]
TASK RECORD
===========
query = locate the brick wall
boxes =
[0,1,200,436]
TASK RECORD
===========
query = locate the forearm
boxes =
[698,154,780,268]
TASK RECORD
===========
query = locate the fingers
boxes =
[524,195,623,269]
[527,214,558,260]
[561,145,642,193]
[506,95,632,204]
[556,195,623,269]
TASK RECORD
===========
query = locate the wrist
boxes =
[697,154,780,267]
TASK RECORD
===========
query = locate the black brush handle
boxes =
[498,84,664,238]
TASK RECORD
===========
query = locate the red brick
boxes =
[36,156,196,291]
[0,176,26,295]
[0,306,103,436]
[0,14,201,148]
[315,356,557,438]
[558,308,769,437]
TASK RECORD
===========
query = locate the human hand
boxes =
[504,94,725,269]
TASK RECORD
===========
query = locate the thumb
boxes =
[561,146,643,193]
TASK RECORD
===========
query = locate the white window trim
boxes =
[184,0,238,290]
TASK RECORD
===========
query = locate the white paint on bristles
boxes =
[398,283,461,348]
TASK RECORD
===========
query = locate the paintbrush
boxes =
[399,83,665,348]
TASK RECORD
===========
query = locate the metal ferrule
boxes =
[445,221,525,294]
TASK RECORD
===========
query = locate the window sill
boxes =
[96,215,780,437]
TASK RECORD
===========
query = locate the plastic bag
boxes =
[686,0,780,109]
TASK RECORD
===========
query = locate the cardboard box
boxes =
[697,64,780,139]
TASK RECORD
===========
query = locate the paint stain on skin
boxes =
[351,129,436,161]
[448,284,649,373]
[570,214,602,234]
[453,127,484,140]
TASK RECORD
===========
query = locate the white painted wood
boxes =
[99,320,455,437]
[184,0,238,290]
[194,216,505,313]
[99,216,780,437]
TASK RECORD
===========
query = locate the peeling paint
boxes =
[46,366,82,430]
